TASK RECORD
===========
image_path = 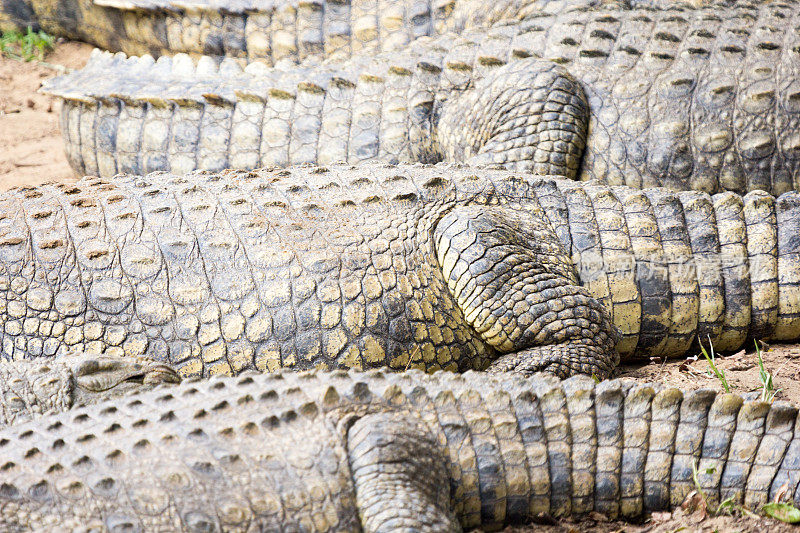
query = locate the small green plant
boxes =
[700,337,731,393]
[0,27,54,61]
[690,460,710,505]
[755,341,780,403]
[763,502,800,524]
[691,461,800,524]
[715,496,738,516]
[690,462,737,516]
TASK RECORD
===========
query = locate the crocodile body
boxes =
[1,163,799,379]
[0,368,798,531]
[44,0,800,195]
[0,0,546,61]
[0,354,180,427]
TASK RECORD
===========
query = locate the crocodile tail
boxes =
[417,372,800,526]
[528,178,800,360]
[40,38,434,177]
[0,0,169,55]
[0,0,342,61]
[556,376,800,519]
[43,50,248,177]
[3,0,501,62]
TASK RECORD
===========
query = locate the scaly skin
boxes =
[0,354,180,427]
[0,367,797,531]
[0,163,798,378]
[0,0,564,61]
[44,36,590,181]
[43,0,800,195]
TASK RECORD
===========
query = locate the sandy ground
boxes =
[0,40,93,190]
[3,40,800,532]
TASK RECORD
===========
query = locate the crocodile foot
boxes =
[486,342,620,380]
[73,356,181,394]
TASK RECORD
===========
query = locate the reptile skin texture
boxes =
[0,0,561,60]
[42,0,800,194]
[0,163,797,379]
[0,368,796,531]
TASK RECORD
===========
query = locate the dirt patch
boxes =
[618,341,800,402]
[2,38,800,533]
[0,40,93,190]
[501,511,797,532]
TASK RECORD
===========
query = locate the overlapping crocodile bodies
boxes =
[0,164,620,378]
[44,0,800,194]
[0,163,798,378]
[0,369,797,530]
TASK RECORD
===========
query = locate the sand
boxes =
[0,40,93,190]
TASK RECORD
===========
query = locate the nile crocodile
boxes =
[1,163,798,379]
[43,0,800,195]
[0,0,561,62]
[0,354,180,427]
[0,367,798,531]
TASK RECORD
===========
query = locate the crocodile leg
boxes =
[71,354,181,393]
[433,204,620,379]
[347,412,461,532]
[438,58,589,177]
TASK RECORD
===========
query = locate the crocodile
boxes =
[1,163,798,379]
[42,0,800,195]
[0,354,180,427]
[0,367,798,531]
[0,0,566,62]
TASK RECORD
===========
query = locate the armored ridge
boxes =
[0,0,544,61]
[43,0,800,195]
[0,163,798,379]
[0,368,797,531]
[0,354,180,428]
